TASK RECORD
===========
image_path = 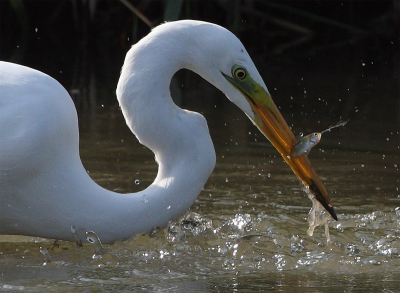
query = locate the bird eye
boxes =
[232,67,247,80]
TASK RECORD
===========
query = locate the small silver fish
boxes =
[291,132,321,158]
[291,120,347,158]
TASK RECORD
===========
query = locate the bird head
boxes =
[187,21,336,220]
[149,20,337,220]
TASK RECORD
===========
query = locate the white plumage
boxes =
[0,20,334,244]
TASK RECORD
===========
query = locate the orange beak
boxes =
[223,69,337,220]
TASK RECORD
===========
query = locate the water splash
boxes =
[39,246,52,265]
[320,120,348,134]
[86,231,107,256]
[85,231,119,266]
[2,206,399,292]
[141,194,148,203]
[214,213,252,238]
[167,211,214,241]
[306,193,331,245]
[70,225,83,247]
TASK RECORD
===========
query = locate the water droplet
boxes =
[396,207,400,216]
[135,179,140,185]
[225,178,229,183]
[141,194,148,203]
[85,231,107,256]
[71,225,83,247]
[39,247,52,263]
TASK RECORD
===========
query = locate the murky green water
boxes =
[0,61,399,291]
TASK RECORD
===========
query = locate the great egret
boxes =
[0,20,336,244]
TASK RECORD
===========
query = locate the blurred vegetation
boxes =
[0,0,398,116]
[1,1,397,58]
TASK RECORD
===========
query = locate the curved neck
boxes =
[116,28,217,198]
[97,27,215,242]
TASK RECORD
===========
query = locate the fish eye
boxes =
[232,67,247,80]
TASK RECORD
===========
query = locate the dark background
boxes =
[0,0,398,127]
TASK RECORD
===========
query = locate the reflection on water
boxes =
[0,60,399,291]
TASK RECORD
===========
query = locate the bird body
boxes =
[0,61,213,243]
[0,20,335,243]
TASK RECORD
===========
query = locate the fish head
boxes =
[309,132,321,145]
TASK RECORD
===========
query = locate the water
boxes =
[1,57,399,291]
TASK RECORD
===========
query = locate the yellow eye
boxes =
[233,67,247,80]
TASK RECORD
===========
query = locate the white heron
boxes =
[0,20,336,244]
